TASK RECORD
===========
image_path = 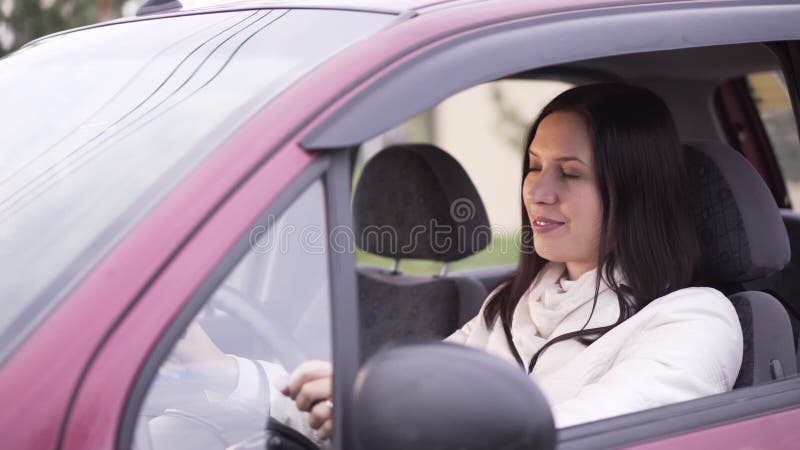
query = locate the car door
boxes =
[296,1,800,448]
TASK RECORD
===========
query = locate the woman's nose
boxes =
[527,171,558,205]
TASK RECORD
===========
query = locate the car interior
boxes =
[350,41,800,401]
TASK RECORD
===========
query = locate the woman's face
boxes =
[523,111,604,280]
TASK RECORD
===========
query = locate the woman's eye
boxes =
[526,166,579,178]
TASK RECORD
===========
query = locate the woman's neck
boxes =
[565,262,597,281]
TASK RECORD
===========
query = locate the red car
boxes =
[2,0,800,449]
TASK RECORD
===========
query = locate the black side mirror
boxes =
[352,342,556,450]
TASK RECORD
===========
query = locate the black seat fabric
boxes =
[729,292,796,386]
[353,144,491,262]
[685,140,795,387]
[354,144,490,362]
[358,267,487,360]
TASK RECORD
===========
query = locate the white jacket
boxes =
[445,262,743,428]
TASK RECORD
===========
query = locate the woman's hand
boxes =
[164,321,239,394]
[282,360,334,440]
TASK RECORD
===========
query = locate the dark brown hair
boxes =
[483,83,701,369]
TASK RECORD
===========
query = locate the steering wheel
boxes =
[139,285,322,450]
[210,284,309,369]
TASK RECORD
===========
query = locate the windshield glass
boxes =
[0,9,391,359]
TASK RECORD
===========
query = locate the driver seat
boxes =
[353,144,492,362]
[684,140,796,387]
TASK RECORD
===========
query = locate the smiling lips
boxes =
[532,216,565,233]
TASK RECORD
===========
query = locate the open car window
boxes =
[348,36,800,447]
[354,79,573,277]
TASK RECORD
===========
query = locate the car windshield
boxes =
[0,8,392,359]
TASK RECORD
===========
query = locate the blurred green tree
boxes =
[0,0,129,57]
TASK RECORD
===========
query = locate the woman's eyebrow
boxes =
[529,150,589,166]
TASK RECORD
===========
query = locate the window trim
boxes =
[324,149,360,450]
[117,155,333,450]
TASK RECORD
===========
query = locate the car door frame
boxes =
[295,0,800,448]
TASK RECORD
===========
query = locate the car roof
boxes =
[168,0,717,16]
[177,0,476,14]
[24,0,769,58]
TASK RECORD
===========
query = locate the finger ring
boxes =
[325,400,334,409]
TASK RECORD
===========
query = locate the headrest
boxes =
[684,140,790,283]
[353,144,491,262]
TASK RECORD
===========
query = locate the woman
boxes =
[285,83,744,436]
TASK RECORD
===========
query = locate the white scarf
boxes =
[466,262,623,370]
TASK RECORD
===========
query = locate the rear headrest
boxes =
[684,140,790,283]
[353,144,491,262]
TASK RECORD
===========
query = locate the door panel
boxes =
[626,407,800,450]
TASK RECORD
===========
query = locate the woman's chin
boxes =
[533,244,566,262]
